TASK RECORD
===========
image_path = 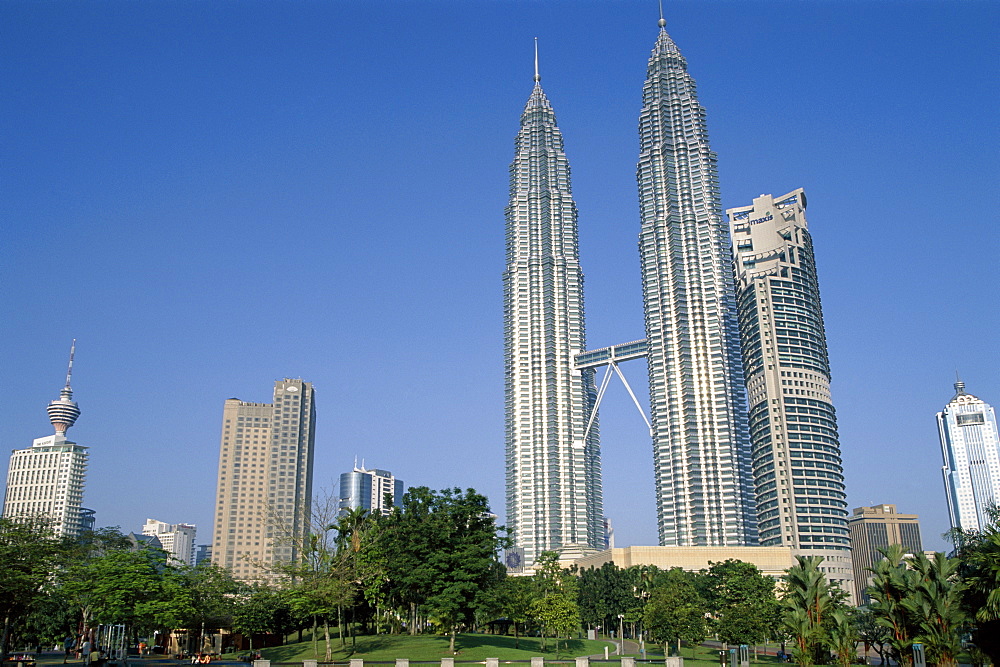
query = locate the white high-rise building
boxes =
[636,17,755,546]
[503,51,603,566]
[938,380,1000,533]
[3,342,89,538]
[142,518,197,566]
[727,190,853,595]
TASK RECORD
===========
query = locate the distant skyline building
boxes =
[636,17,755,546]
[80,507,96,533]
[142,518,197,566]
[2,342,89,538]
[194,544,212,566]
[211,378,316,581]
[727,189,853,592]
[938,380,1000,533]
[339,464,403,516]
[503,47,603,566]
[848,504,922,604]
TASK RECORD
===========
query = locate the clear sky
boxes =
[2,0,997,553]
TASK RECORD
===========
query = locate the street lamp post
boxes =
[618,614,625,654]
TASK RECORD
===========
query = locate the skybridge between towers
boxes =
[574,339,652,443]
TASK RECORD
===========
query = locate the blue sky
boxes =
[2,0,997,553]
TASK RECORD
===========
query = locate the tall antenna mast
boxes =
[65,339,76,390]
[533,37,540,82]
[48,340,81,435]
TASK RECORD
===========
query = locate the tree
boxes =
[182,563,239,654]
[577,562,639,638]
[531,590,580,655]
[374,487,504,652]
[952,508,1000,664]
[853,607,890,666]
[0,516,68,660]
[900,552,966,667]
[528,552,580,653]
[866,547,968,667]
[60,540,194,637]
[782,555,835,667]
[643,569,708,657]
[701,560,780,652]
[420,489,504,653]
[827,609,858,667]
[231,587,294,652]
[480,575,536,648]
[267,492,355,658]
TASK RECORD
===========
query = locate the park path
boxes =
[587,639,640,660]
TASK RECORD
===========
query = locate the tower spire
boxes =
[955,371,966,395]
[64,339,76,394]
[533,37,540,83]
[658,0,666,28]
[48,340,81,436]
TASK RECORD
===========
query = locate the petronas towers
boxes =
[637,20,756,546]
[504,63,604,566]
[505,17,759,563]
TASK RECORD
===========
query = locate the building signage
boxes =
[750,213,773,225]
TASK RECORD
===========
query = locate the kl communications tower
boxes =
[3,341,89,537]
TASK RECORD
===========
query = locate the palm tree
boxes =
[827,609,858,667]
[902,552,966,667]
[332,506,371,556]
[953,509,1000,664]
[782,555,833,666]
[866,545,915,667]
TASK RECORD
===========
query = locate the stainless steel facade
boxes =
[504,72,603,566]
[637,20,756,546]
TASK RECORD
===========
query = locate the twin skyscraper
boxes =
[503,16,851,582]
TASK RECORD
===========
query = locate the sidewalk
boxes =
[28,653,246,667]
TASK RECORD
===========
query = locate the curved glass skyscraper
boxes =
[504,65,603,566]
[636,19,756,546]
[727,189,853,592]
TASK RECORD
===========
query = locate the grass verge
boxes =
[260,633,616,662]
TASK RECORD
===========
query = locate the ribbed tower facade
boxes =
[938,380,1000,533]
[3,342,89,538]
[727,190,853,594]
[504,67,603,565]
[636,19,755,546]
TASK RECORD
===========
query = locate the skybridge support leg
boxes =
[580,361,652,443]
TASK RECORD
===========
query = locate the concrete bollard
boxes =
[396,660,409,667]
[665,658,684,667]
[441,658,455,667]
[350,659,364,667]
[621,658,636,667]
[486,659,499,667]
[531,658,544,667]
[577,657,590,667]
[304,661,318,667]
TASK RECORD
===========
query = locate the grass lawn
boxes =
[624,642,785,667]
[259,633,617,662]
